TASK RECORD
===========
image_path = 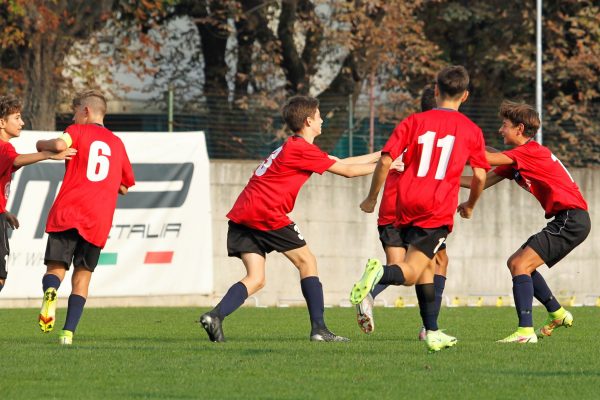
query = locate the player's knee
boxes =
[292,252,317,272]
[507,255,523,274]
[246,276,266,292]
[255,278,266,291]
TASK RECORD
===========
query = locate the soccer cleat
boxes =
[350,259,383,305]
[58,330,73,345]
[39,288,58,333]
[310,328,350,342]
[425,330,457,352]
[199,313,225,342]
[536,310,573,338]
[356,293,375,334]
[497,328,538,344]
[418,326,427,341]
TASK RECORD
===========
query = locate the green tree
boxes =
[421,0,600,166]
[0,0,171,130]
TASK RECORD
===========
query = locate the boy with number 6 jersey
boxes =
[462,100,590,344]
[200,95,379,343]
[36,90,135,345]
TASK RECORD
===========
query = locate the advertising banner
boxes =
[1,131,212,299]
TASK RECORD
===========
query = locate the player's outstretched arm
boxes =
[457,167,486,219]
[337,151,381,165]
[460,170,504,190]
[36,138,68,153]
[13,148,76,167]
[486,151,513,166]
[327,161,376,178]
[359,153,392,213]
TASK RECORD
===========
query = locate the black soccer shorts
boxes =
[378,224,408,249]
[44,229,102,272]
[227,220,307,258]
[399,225,449,259]
[523,209,591,267]
[0,213,9,280]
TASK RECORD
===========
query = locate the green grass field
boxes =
[2,306,599,399]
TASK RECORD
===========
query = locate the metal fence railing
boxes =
[57,95,598,165]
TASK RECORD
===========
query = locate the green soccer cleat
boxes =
[536,309,573,338]
[425,330,457,352]
[58,330,73,345]
[350,259,383,305]
[497,327,538,344]
[39,288,58,333]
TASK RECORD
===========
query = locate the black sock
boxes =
[531,270,561,313]
[434,274,446,318]
[371,284,388,299]
[300,276,326,331]
[378,264,405,285]
[416,283,438,331]
[213,282,248,319]
[42,274,61,292]
[63,294,86,332]
[512,274,533,327]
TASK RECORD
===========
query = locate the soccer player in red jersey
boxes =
[462,101,590,344]
[35,90,135,345]
[200,95,379,342]
[350,66,490,352]
[0,95,75,294]
[356,85,450,340]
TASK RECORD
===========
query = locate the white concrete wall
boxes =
[211,160,599,307]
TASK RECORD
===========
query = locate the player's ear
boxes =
[0,118,5,129]
[460,90,469,103]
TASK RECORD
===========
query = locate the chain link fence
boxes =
[57,95,597,164]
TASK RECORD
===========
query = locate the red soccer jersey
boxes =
[378,170,400,226]
[493,140,587,218]
[0,141,19,214]
[381,109,490,231]
[227,135,335,231]
[46,124,135,248]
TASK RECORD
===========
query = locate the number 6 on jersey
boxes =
[87,141,111,182]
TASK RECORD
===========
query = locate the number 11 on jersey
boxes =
[417,131,455,180]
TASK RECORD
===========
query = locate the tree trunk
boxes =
[22,35,68,130]
[316,54,364,152]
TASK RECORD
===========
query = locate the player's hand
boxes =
[360,198,377,213]
[457,202,473,219]
[5,212,19,229]
[390,157,405,172]
[49,148,77,160]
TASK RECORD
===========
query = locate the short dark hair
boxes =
[0,95,22,119]
[420,85,436,112]
[499,100,540,137]
[282,96,319,133]
[436,66,469,99]
[72,90,107,115]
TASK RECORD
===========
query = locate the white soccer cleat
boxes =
[356,293,375,334]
